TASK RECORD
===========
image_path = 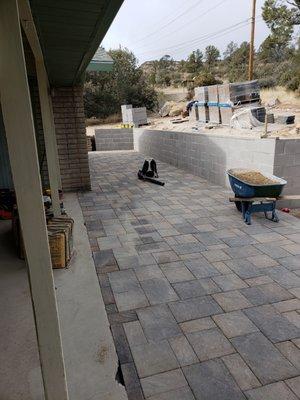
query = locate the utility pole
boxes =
[248,0,257,80]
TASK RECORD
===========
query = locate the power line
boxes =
[136,18,251,58]
[175,18,263,59]
[162,21,253,59]
[137,19,250,56]
[135,16,264,61]
[134,0,195,38]
[172,19,262,59]
[133,0,205,45]
[134,0,229,50]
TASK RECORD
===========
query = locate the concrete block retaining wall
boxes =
[274,139,300,197]
[134,128,300,206]
[95,129,133,151]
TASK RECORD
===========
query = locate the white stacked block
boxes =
[121,105,147,126]
[121,104,133,124]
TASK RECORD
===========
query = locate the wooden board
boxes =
[229,197,277,202]
[229,195,300,203]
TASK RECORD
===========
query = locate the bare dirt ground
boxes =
[86,86,300,139]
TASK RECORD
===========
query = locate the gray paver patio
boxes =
[183,359,246,400]
[137,305,181,342]
[213,310,259,338]
[80,151,300,400]
[244,304,300,343]
[245,382,298,400]
[222,353,261,391]
[187,328,235,361]
[232,332,298,384]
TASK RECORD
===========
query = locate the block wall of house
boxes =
[52,86,91,191]
[29,78,50,188]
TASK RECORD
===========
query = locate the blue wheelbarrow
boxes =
[227,169,287,225]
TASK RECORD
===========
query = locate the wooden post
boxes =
[18,0,62,217]
[0,1,69,399]
[248,0,257,80]
[36,61,61,217]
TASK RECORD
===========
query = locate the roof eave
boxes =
[72,0,123,85]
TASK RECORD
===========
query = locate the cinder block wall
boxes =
[274,139,300,196]
[95,129,133,151]
[52,86,91,191]
[134,129,276,186]
[29,78,50,188]
[134,129,300,206]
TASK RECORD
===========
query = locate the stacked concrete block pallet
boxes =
[207,85,221,124]
[95,129,133,151]
[121,105,132,124]
[130,107,148,126]
[194,86,209,122]
[121,104,147,127]
[218,84,233,126]
[189,105,199,122]
[218,80,260,125]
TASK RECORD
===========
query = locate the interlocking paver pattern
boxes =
[80,151,300,400]
[245,382,298,400]
[232,332,298,384]
[187,327,235,361]
[183,359,246,400]
[222,353,261,391]
[244,304,300,342]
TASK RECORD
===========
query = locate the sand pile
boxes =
[233,170,277,185]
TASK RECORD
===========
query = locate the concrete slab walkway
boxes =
[80,151,300,400]
[0,194,128,400]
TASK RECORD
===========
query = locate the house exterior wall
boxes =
[52,86,90,191]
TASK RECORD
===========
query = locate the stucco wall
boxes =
[95,129,133,151]
[134,128,300,206]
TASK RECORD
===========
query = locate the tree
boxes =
[224,41,250,82]
[185,49,203,73]
[84,48,158,118]
[287,0,300,7]
[260,0,300,61]
[223,41,238,60]
[157,55,175,71]
[156,70,172,86]
[205,45,220,67]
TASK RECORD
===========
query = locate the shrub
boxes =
[258,77,277,88]
[193,71,222,87]
[84,49,158,119]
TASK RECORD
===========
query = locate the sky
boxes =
[101,0,270,64]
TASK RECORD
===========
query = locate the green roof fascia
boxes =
[72,0,123,85]
[87,61,113,72]
[29,0,124,86]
